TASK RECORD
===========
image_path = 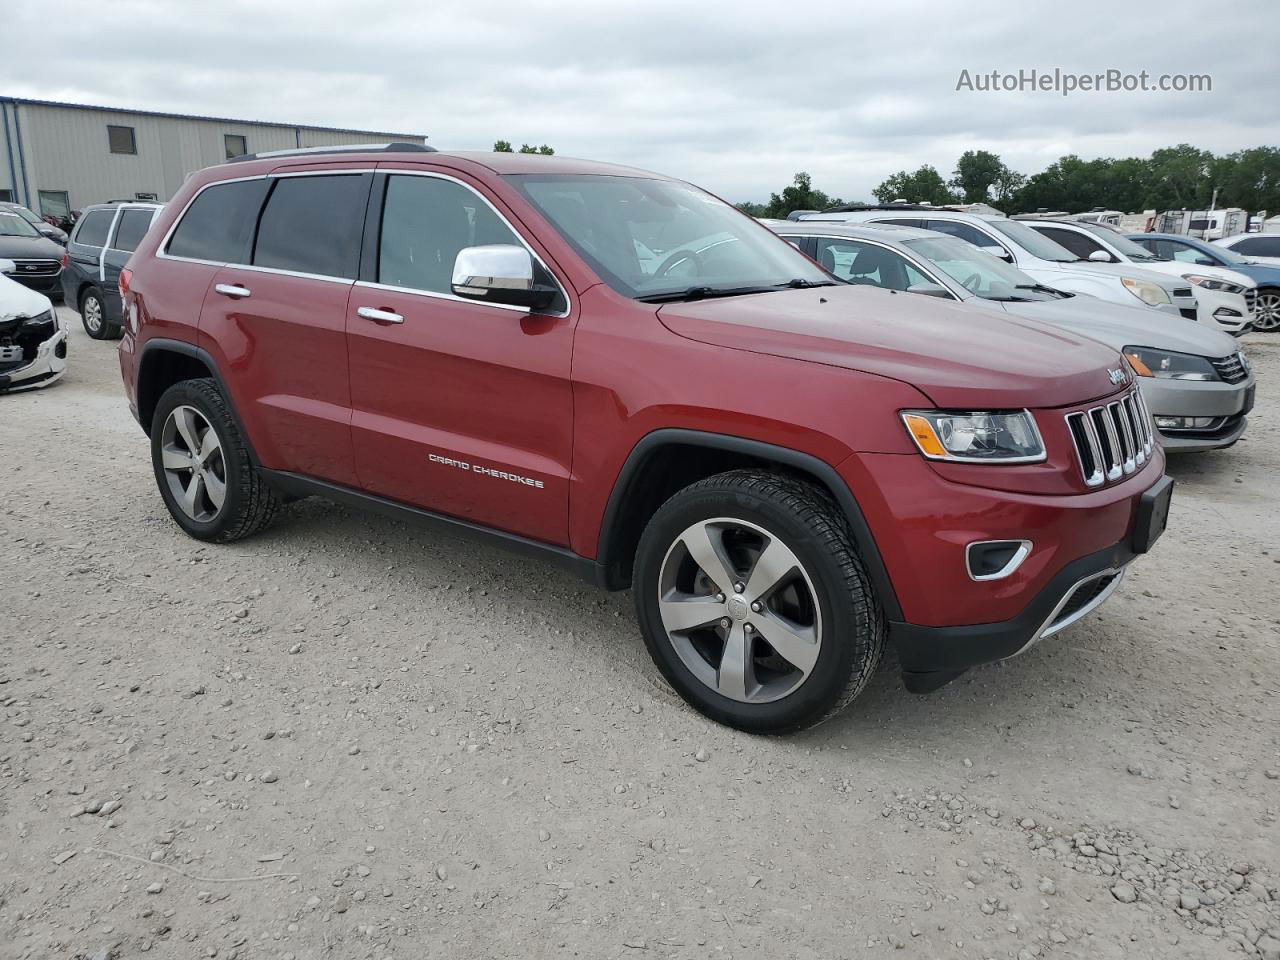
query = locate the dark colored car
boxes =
[0,201,69,245]
[61,201,163,339]
[1129,232,1280,332]
[117,145,1172,733]
[0,208,64,296]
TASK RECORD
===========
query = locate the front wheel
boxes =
[634,470,884,733]
[1253,289,1280,332]
[80,287,120,340]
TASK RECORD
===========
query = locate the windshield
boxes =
[987,218,1080,262]
[1077,222,1162,260]
[510,175,830,300]
[0,212,39,238]
[4,205,43,227]
[904,236,1065,301]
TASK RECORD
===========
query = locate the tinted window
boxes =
[814,237,935,291]
[1234,236,1280,257]
[1033,226,1109,260]
[876,217,925,227]
[925,219,1002,251]
[75,210,114,248]
[379,175,524,294]
[167,179,270,263]
[107,125,136,155]
[253,175,368,278]
[112,208,155,252]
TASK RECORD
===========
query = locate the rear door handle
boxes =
[356,306,404,324]
[214,283,251,299]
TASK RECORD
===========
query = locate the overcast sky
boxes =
[4,0,1277,203]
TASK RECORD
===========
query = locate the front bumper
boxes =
[1140,375,1254,452]
[0,318,68,393]
[1191,287,1251,334]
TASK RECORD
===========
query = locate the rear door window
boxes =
[814,237,937,291]
[924,219,1001,251]
[252,174,370,278]
[167,179,270,263]
[1234,236,1280,257]
[74,210,114,248]
[110,208,156,253]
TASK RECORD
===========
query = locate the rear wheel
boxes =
[1253,289,1280,332]
[79,287,119,340]
[634,470,884,733]
[150,378,280,542]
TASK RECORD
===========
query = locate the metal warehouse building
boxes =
[0,96,426,219]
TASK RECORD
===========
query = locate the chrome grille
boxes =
[1245,288,1258,318]
[1065,388,1153,487]
[8,259,61,277]
[1210,353,1248,384]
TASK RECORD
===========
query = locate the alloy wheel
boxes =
[656,517,822,704]
[84,295,103,334]
[160,405,227,522]
[1254,292,1280,331]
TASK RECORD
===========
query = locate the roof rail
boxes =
[820,202,964,214]
[226,142,436,164]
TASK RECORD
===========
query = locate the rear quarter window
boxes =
[111,208,157,253]
[166,179,270,263]
[74,210,114,248]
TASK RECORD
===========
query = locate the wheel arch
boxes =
[136,339,256,464]
[594,428,903,621]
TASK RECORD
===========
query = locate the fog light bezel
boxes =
[966,539,1033,582]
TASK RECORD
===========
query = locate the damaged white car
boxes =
[0,258,67,393]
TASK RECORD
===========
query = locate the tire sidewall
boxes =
[150,381,248,541]
[635,481,869,734]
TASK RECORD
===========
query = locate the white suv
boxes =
[1018,219,1255,335]
[798,206,1199,320]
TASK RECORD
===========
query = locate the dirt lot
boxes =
[1,310,1278,960]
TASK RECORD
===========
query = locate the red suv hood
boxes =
[658,285,1126,409]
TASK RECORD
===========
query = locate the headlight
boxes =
[1123,346,1217,381]
[901,410,1046,463]
[1121,277,1172,306]
[1183,274,1244,294]
[22,309,55,326]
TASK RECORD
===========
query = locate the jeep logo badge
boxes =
[1108,367,1127,385]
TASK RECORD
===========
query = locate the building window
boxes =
[0,189,13,202]
[134,192,159,201]
[108,125,137,155]
[224,134,247,159]
[38,190,71,220]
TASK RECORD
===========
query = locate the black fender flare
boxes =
[595,428,903,621]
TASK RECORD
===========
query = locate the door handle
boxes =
[357,306,404,324]
[214,283,251,299]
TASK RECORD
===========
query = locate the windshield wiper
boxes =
[636,285,778,304]
[1015,283,1065,297]
[777,278,837,289]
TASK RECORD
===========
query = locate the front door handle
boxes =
[214,283,251,299]
[356,306,404,325]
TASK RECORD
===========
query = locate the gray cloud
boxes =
[4,0,1276,202]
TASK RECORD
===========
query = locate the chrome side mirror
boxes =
[451,244,557,311]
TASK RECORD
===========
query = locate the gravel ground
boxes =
[2,310,1278,960]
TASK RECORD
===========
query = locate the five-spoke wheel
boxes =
[160,404,227,523]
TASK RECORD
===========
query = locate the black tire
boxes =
[79,286,120,340]
[634,470,884,734]
[150,378,280,542]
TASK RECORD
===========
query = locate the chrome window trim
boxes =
[965,539,1032,582]
[153,168,572,318]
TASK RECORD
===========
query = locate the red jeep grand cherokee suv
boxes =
[117,144,1172,733]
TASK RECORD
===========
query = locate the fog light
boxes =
[966,540,1032,581]
[1214,307,1242,318]
[1155,415,1216,430]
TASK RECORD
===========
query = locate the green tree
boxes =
[1208,147,1280,212]
[1146,144,1213,209]
[991,166,1026,205]
[761,172,843,219]
[735,201,768,217]
[872,165,957,205]
[493,140,513,152]
[951,150,1007,203]
[518,144,555,155]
